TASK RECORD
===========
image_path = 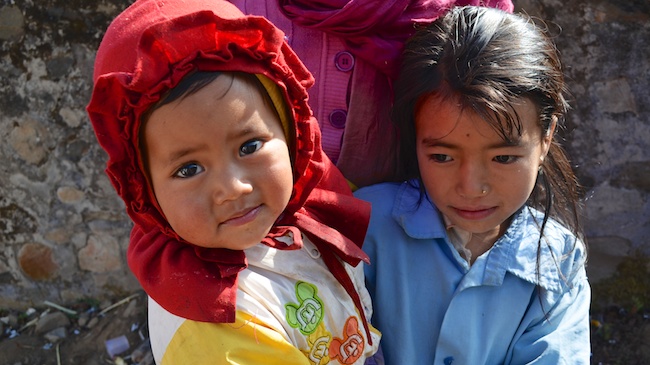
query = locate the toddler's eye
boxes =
[174,163,204,178]
[240,140,263,156]
[494,155,518,164]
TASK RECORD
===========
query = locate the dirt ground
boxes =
[0,292,151,365]
[1,290,649,364]
[591,306,650,364]
[589,255,650,365]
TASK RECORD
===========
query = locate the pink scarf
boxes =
[279,0,513,77]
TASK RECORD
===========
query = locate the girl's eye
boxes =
[494,155,519,164]
[429,154,452,163]
[240,140,263,156]
[174,163,204,178]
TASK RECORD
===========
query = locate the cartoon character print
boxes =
[301,322,332,365]
[286,281,324,335]
[329,316,365,364]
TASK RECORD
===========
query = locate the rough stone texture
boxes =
[0,0,139,309]
[587,236,632,283]
[0,6,24,41]
[34,311,71,335]
[0,0,648,308]
[18,242,58,280]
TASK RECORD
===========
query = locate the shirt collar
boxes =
[481,208,564,291]
[391,180,565,292]
[391,181,447,240]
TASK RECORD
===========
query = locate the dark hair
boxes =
[148,71,271,111]
[392,7,584,248]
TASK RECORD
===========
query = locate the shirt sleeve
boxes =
[160,311,311,365]
[507,269,591,365]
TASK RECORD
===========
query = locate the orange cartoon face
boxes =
[329,316,365,364]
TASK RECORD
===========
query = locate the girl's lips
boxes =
[222,205,261,226]
[452,206,497,220]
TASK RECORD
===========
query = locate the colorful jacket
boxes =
[149,235,380,364]
[356,181,590,365]
[228,0,514,187]
[87,0,377,360]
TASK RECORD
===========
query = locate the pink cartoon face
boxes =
[329,316,365,364]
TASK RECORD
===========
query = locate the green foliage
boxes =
[79,297,101,308]
[591,253,650,313]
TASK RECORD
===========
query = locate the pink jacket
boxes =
[230,0,513,187]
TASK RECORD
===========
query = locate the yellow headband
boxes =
[255,74,294,146]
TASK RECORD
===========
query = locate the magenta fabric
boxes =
[279,0,514,78]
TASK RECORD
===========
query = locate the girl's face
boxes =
[143,74,294,250]
[415,96,554,241]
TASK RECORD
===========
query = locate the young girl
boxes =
[356,6,590,365]
[87,0,380,363]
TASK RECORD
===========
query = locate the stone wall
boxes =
[0,0,648,308]
[515,0,650,282]
[0,0,138,308]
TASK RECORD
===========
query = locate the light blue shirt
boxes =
[356,181,590,365]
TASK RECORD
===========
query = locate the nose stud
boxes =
[481,187,488,195]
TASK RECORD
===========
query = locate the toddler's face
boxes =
[415,96,553,242]
[142,74,294,250]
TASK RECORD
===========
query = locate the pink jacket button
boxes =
[329,109,348,129]
[334,51,355,72]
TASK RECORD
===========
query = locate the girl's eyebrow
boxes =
[420,138,454,148]
[420,136,523,149]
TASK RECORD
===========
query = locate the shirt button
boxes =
[443,356,454,365]
[329,109,347,129]
[334,51,355,72]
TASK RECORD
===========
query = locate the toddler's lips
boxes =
[222,205,261,226]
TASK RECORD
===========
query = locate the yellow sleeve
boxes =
[161,311,311,365]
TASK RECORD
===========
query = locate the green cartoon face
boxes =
[285,281,324,335]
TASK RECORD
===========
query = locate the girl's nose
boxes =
[456,160,488,198]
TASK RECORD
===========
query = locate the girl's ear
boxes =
[540,116,557,163]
